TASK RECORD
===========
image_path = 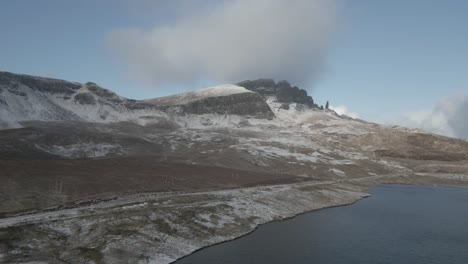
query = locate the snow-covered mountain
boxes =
[1,71,466,165]
[0,72,275,129]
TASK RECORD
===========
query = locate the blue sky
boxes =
[1,0,467,127]
[315,0,468,120]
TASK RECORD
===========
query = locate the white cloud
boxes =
[391,93,468,139]
[330,105,360,119]
[106,0,338,87]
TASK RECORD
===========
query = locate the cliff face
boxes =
[146,84,274,119]
[237,79,316,107]
[183,92,274,119]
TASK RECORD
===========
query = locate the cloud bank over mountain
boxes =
[393,94,468,139]
[106,0,338,87]
[330,105,360,119]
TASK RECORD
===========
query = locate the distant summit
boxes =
[237,79,317,108]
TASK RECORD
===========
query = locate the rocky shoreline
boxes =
[0,178,372,263]
[2,173,467,263]
[172,188,371,264]
[171,173,468,264]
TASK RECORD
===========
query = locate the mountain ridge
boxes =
[238,79,318,108]
[1,72,302,128]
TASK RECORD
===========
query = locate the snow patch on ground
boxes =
[330,168,346,176]
[173,114,245,129]
[232,139,357,165]
[121,202,148,210]
[36,143,123,158]
[377,159,409,172]
[233,143,320,163]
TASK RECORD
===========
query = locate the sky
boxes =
[0,0,467,139]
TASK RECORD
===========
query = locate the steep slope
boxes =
[0,72,81,128]
[0,71,164,128]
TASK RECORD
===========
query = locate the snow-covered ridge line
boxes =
[144,84,253,106]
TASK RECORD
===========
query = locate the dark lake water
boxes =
[175,184,468,264]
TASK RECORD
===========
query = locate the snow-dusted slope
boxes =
[264,97,372,135]
[0,72,168,127]
[0,85,78,128]
[0,73,79,128]
[145,84,253,106]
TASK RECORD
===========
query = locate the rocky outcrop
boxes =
[74,92,96,105]
[183,92,274,119]
[146,84,275,119]
[237,79,277,96]
[238,79,316,107]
